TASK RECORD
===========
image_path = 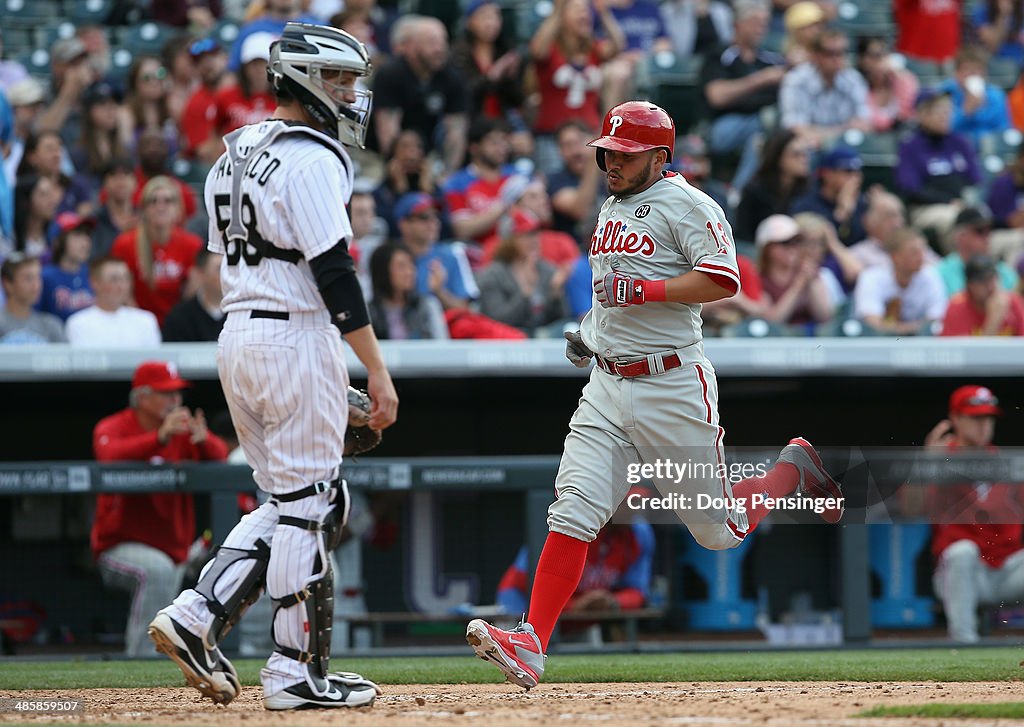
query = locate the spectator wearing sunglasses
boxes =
[123,56,179,160]
[779,29,871,149]
[110,176,202,325]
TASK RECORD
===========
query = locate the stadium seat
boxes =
[172,158,212,186]
[108,47,133,83]
[900,56,944,87]
[0,28,34,59]
[67,0,114,25]
[18,49,51,82]
[734,240,757,261]
[815,317,884,337]
[643,52,705,133]
[839,129,901,188]
[0,0,60,30]
[119,22,176,57]
[988,57,1020,91]
[720,317,792,337]
[514,0,552,43]
[42,20,77,50]
[979,127,1023,163]
[213,19,240,47]
[836,2,894,38]
[869,524,935,628]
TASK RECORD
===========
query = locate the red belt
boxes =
[595,352,683,378]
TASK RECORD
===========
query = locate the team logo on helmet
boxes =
[608,116,624,136]
[635,204,651,218]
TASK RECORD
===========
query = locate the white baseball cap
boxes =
[755,214,801,248]
[240,32,276,65]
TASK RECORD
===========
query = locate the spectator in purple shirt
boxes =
[602,0,673,107]
[985,145,1024,266]
[896,88,982,251]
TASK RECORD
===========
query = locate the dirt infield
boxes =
[3,681,1024,726]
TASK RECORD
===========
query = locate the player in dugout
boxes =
[91,361,228,657]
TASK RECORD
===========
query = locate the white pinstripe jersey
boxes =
[205,119,355,314]
[580,172,741,359]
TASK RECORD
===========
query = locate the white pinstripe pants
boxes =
[98,542,184,657]
[167,313,350,696]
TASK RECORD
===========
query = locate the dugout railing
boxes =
[4,452,1023,648]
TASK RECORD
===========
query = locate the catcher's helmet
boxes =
[269,23,373,148]
[587,101,675,171]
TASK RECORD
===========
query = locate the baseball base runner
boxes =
[146,23,398,711]
[467,101,844,689]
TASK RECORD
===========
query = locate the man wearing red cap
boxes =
[91,361,228,657]
[919,385,1024,642]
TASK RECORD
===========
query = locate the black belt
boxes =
[249,310,289,320]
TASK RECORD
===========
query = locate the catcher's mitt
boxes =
[345,386,382,456]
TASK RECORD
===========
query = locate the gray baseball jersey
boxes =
[580,172,740,359]
[549,172,748,549]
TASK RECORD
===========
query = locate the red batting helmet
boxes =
[587,101,675,171]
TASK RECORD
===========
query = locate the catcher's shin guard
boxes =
[193,539,271,645]
[272,512,336,691]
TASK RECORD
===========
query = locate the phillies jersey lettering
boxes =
[205,120,354,315]
[581,172,740,359]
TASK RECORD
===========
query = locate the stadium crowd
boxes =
[0,0,1023,342]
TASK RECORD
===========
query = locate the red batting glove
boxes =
[595,272,667,308]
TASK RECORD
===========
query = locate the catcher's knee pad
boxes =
[273,467,351,549]
[271,522,335,683]
[194,539,271,644]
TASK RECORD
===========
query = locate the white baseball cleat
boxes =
[148,610,240,705]
[263,672,381,710]
[779,436,845,524]
[466,618,546,690]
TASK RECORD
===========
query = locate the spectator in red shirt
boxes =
[111,176,202,325]
[212,32,276,141]
[480,178,582,267]
[92,360,228,656]
[894,0,961,63]
[443,117,525,244]
[907,385,1024,642]
[941,254,1024,335]
[179,38,232,164]
[528,0,625,175]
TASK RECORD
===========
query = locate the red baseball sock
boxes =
[732,462,799,532]
[526,532,589,651]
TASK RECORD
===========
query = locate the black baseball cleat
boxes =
[148,610,240,705]
[263,672,381,710]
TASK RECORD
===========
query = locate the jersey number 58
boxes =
[214,193,264,266]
